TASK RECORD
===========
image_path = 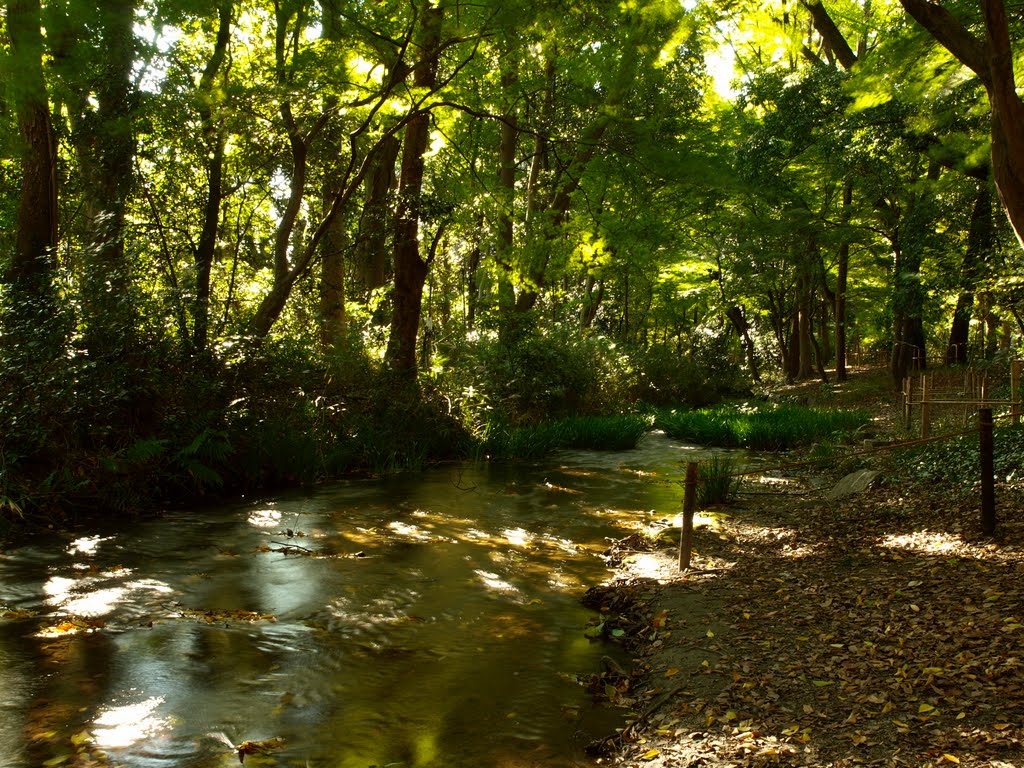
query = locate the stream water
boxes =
[0,433,732,768]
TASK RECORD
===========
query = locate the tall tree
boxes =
[4,0,58,302]
[384,0,443,372]
[191,2,232,355]
[53,0,140,356]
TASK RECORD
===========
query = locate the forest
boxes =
[1,0,1022,519]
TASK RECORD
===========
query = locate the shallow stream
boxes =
[0,433,733,768]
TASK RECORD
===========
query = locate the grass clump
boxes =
[476,414,652,460]
[656,403,870,450]
[697,455,740,505]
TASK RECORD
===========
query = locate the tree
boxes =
[899,0,1024,249]
[384,0,444,373]
[4,0,57,303]
[50,0,139,357]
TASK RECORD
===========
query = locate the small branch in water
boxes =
[268,541,315,553]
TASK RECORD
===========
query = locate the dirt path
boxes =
[586,375,1024,768]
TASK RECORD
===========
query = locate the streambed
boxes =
[0,433,736,768]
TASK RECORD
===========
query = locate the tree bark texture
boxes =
[385,2,443,373]
[945,184,992,364]
[192,2,232,354]
[6,0,58,297]
[899,0,1024,249]
[355,134,400,291]
[73,0,138,357]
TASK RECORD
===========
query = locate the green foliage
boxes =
[476,414,652,461]
[656,403,870,450]
[908,425,1024,487]
[630,341,744,407]
[697,455,739,506]
[447,316,635,425]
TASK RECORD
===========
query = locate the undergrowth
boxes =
[474,414,653,461]
[907,425,1024,487]
[655,403,870,450]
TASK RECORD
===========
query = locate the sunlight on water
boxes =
[504,527,533,546]
[68,535,110,555]
[92,696,167,748]
[247,508,282,527]
[0,433,732,768]
[474,569,522,596]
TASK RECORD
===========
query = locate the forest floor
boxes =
[587,367,1024,768]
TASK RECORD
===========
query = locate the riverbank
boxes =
[592,372,1024,768]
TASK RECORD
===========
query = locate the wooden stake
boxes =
[980,408,996,537]
[678,461,698,571]
[921,374,931,438]
[903,376,914,430]
[1012,360,1021,426]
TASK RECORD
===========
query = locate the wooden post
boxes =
[678,461,699,571]
[903,376,914,430]
[980,408,996,536]
[963,371,970,425]
[921,374,931,438]
[1012,360,1022,426]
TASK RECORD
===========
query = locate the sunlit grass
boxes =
[655,403,870,450]
[697,455,739,505]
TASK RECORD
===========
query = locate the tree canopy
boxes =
[0,0,1021,513]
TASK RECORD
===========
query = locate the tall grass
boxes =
[475,414,653,460]
[656,404,869,450]
[697,455,740,505]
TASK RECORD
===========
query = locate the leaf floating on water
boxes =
[1,608,35,619]
[235,737,285,763]
[208,733,285,764]
[176,607,276,624]
[36,618,105,637]
[70,730,91,747]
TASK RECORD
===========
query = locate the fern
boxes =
[175,429,232,491]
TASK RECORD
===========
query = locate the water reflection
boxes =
[0,432,730,768]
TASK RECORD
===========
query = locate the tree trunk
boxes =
[71,0,138,357]
[5,0,57,300]
[319,174,348,352]
[835,183,852,380]
[797,270,814,381]
[580,274,604,329]
[899,0,1024,249]
[355,134,400,291]
[726,305,761,383]
[384,2,443,373]
[192,2,232,355]
[946,184,993,364]
[786,312,801,383]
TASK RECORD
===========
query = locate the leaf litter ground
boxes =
[590,385,1024,768]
